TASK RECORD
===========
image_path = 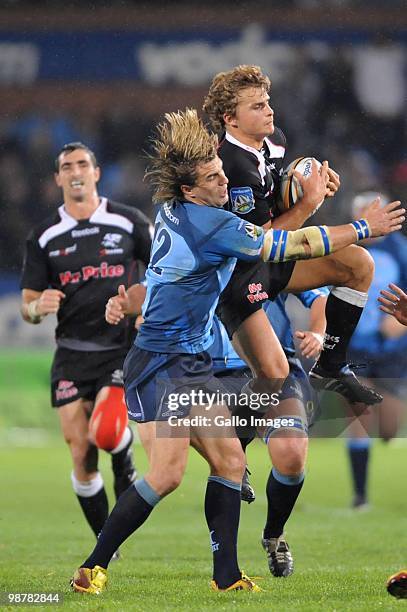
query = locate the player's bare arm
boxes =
[295,295,327,359]
[21,288,65,324]
[105,283,147,325]
[378,283,407,327]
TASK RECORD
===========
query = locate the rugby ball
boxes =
[278,157,322,213]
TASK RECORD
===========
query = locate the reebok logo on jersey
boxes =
[71,227,100,238]
[230,186,255,214]
[59,262,125,286]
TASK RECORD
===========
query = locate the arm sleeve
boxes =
[20,232,50,291]
[206,213,264,262]
[131,209,153,266]
[295,287,330,309]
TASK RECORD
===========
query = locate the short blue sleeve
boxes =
[205,211,264,262]
[295,287,330,309]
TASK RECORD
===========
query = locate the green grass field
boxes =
[0,351,406,610]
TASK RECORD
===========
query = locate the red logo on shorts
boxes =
[246,282,269,303]
[56,379,78,401]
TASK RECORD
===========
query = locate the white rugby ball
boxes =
[279,157,322,213]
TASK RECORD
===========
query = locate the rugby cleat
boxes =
[309,363,383,406]
[261,534,294,577]
[112,427,137,499]
[211,572,262,592]
[71,566,107,595]
[387,569,407,599]
[352,494,369,511]
[241,466,256,504]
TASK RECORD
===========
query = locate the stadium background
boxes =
[0,1,406,609]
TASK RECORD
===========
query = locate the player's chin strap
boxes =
[261,219,371,263]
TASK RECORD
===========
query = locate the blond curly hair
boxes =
[145,108,218,203]
[203,65,271,132]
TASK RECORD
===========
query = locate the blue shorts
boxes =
[216,356,318,439]
[124,345,222,423]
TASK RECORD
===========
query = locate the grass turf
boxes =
[0,436,406,611]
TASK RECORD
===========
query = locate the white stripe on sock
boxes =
[330,286,368,308]
[71,471,104,497]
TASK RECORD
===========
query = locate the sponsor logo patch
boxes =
[56,379,78,401]
[246,282,269,304]
[49,244,77,257]
[59,262,125,286]
[230,186,255,214]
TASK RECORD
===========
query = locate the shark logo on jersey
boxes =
[230,186,255,214]
[102,233,122,248]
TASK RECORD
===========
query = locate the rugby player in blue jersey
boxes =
[108,285,328,578]
[210,289,328,577]
[71,109,404,595]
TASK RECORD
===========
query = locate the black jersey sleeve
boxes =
[130,208,153,266]
[20,229,50,291]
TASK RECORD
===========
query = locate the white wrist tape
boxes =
[27,300,43,323]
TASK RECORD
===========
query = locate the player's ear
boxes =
[223,113,238,129]
[54,172,62,187]
[181,184,195,198]
[94,166,101,183]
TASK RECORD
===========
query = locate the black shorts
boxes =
[217,259,295,338]
[51,346,127,408]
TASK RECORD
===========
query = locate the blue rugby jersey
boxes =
[350,247,407,355]
[136,201,264,353]
[209,287,329,373]
[264,288,330,357]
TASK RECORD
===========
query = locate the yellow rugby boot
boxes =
[211,572,262,592]
[71,566,107,594]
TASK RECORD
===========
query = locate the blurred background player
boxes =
[20,142,152,546]
[203,64,388,407]
[344,192,407,509]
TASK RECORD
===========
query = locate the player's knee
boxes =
[157,468,185,495]
[210,445,245,481]
[351,246,374,284]
[257,359,289,389]
[270,438,307,476]
[90,387,128,451]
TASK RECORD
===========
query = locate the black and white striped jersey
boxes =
[218,127,286,227]
[21,197,152,350]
